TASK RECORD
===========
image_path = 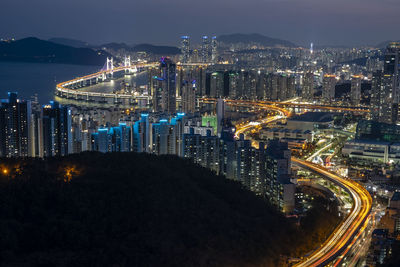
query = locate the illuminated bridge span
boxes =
[233,104,372,267]
[55,60,214,106]
[55,62,158,105]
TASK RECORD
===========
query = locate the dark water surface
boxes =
[0,61,100,103]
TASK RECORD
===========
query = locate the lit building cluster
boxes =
[0,92,71,158]
[180,35,218,63]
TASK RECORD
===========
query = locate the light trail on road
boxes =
[232,102,372,267]
[292,159,372,267]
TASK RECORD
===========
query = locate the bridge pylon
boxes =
[106,57,114,78]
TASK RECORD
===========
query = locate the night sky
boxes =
[1,0,399,46]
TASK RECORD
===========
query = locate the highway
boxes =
[292,159,372,267]
[233,103,372,267]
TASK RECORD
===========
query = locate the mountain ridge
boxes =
[0,37,111,65]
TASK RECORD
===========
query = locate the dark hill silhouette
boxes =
[0,37,111,65]
[0,152,339,266]
[48,37,90,48]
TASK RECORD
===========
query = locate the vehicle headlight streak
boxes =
[227,100,372,267]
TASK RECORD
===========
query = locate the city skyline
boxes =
[1,0,399,47]
[2,0,400,264]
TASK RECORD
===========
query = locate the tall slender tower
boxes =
[42,101,72,157]
[181,80,196,114]
[350,75,362,105]
[211,36,218,63]
[160,57,177,114]
[371,42,400,124]
[201,36,210,63]
[180,36,190,63]
[322,74,336,102]
[302,72,314,100]
[0,92,31,157]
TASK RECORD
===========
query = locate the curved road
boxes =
[292,159,372,267]
[231,102,372,267]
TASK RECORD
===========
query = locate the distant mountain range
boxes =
[218,33,297,47]
[96,42,181,55]
[376,40,400,48]
[48,37,90,48]
[0,37,111,65]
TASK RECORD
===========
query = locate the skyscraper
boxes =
[211,36,218,63]
[210,71,224,98]
[351,75,362,105]
[152,75,164,112]
[216,98,225,136]
[371,71,398,124]
[180,36,190,63]
[151,119,176,155]
[264,140,295,213]
[182,127,219,173]
[201,36,210,63]
[159,57,177,114]
[371,43,400,124]
[133,113,151,153]
[181,79,196,114]
[384,42,400,104]
[322,74,336,102]
[228,71,240,99]
[0,92,31,157]
[302,72,314,100]
[42,101,72,157]
[236,134,252,188]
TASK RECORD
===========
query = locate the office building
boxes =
[356,120,400,143]
[216,98,225,136]
[209,71,225,98]
[180,36,190,63]
[42,101,72,157]
[211,36,218,63]
[371,71,397,124]
[181,79,196,114]
[160,57,177,114]
[302,72,314,100]
[201,36,210,63]
[171,112,186,156]
[235,134,253,188]
[371,43,400,124]
[351,75,362,105]
[183,127,219,173]
[322,74,336,101]
[151,119,176,155]
[0,92,31,157]
[133,113,151,153]
[264,140,295,213]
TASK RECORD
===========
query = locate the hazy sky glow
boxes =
[1,0,399,46]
